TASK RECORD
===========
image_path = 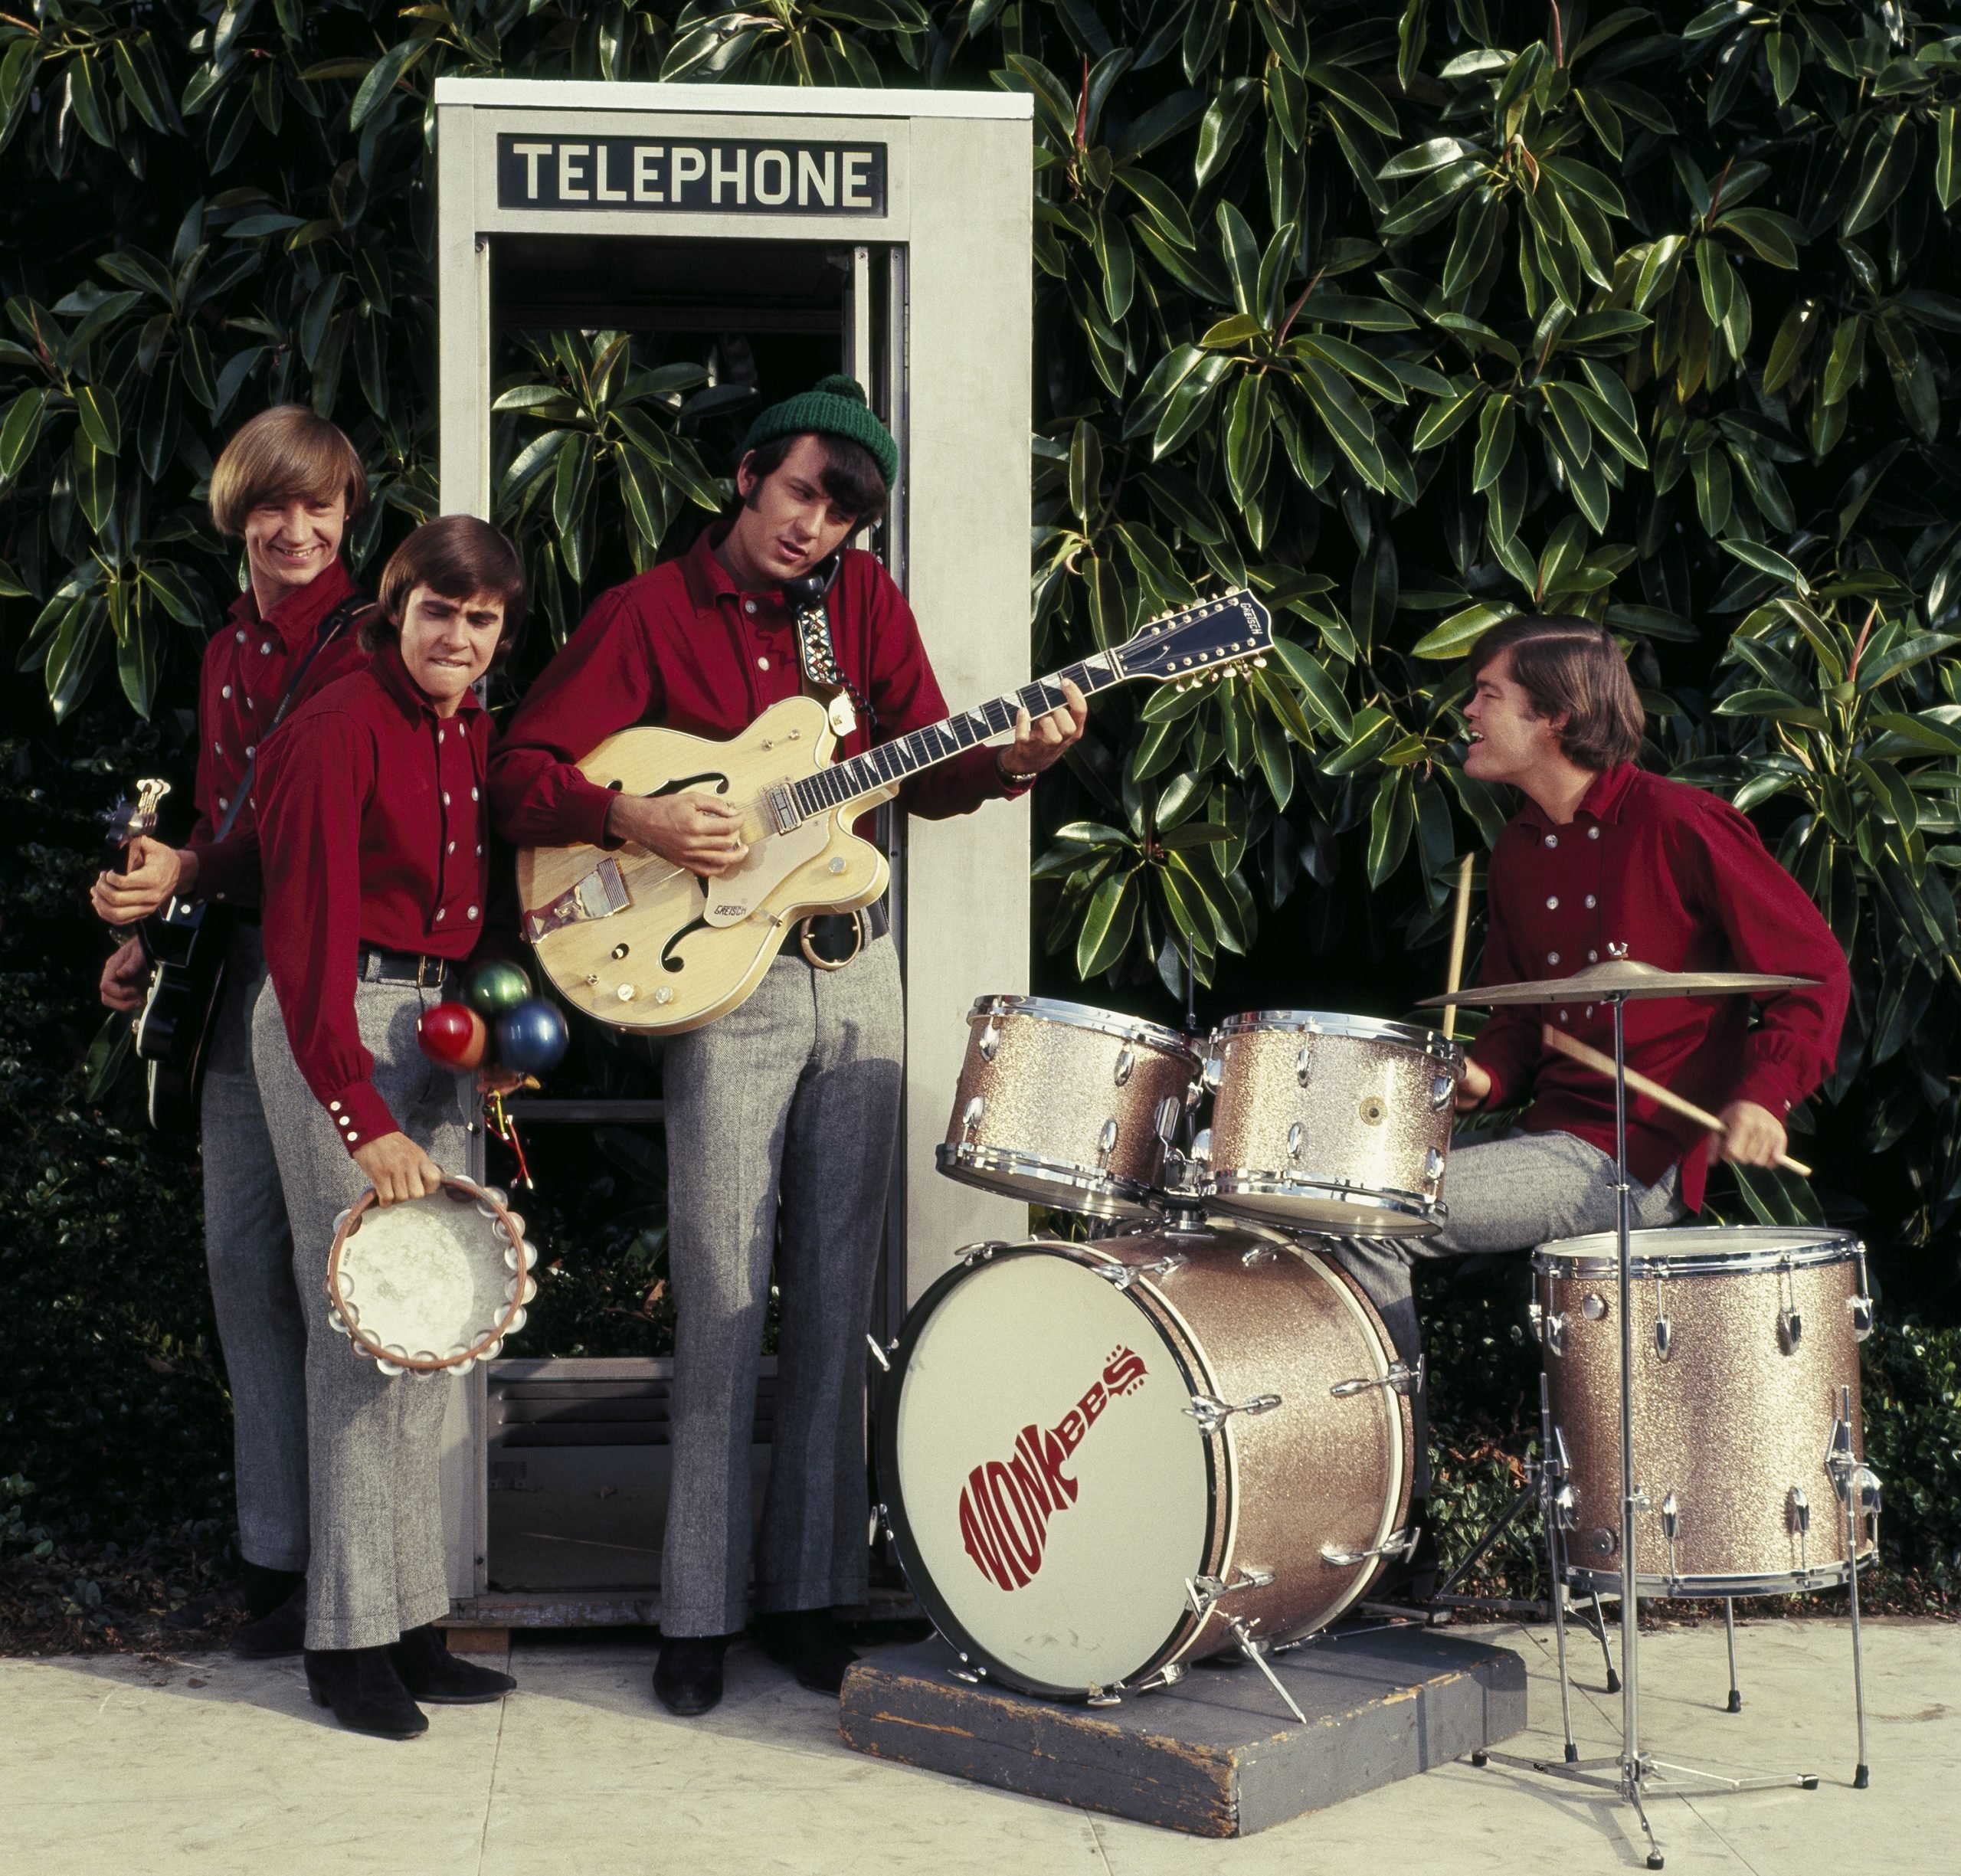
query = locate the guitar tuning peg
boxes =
[1253,655,1268,668]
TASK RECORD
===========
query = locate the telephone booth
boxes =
[430,77,1034,1624]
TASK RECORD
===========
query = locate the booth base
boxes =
[836,1626,1527,1838]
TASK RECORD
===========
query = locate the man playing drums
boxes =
[490,377,1085,1717]
[1337,614,1850,1552]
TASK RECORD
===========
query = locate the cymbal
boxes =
[1417,959,1820,1009]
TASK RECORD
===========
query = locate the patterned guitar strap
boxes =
[785,571,876,744]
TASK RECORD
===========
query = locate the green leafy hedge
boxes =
[4,0,1961,1603]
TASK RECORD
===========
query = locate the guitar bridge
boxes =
[765,783,803,833]
[522,857,631,943]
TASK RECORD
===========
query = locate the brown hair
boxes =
[208,405,368,538]
[364,516,528,658]
[736,431,888,528]
[1465,614,1645,770]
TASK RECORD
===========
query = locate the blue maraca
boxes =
[496,997,570,1075]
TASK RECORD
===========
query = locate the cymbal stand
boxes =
[1472,984,1815,1871]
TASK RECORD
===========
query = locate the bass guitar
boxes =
[516,590,1273,1034]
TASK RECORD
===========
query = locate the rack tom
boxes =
[1203,1012,1462,1236]
[878,1224,1415,1701]
[1535,1226,1878,1596]
[938,997,1200,1220]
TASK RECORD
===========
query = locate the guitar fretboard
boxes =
[788,653,1126,819]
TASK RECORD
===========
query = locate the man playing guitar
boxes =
[1337,614,1850,1574]
[491,377,1086,1715]
[93,406,372,1655]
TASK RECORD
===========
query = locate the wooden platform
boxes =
[838,1624,1527,1838]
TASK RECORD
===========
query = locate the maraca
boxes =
[496,997,570,1075]
[467,959,532,1018]
[416,1000,487,1070]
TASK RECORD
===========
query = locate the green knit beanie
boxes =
[741,374,899,489]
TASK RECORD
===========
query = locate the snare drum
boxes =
[326,1176,539,1377]
[1535,1226,1878,1596]
[937,997,1201,1220]
[878,1225,1415,1701]
[1203,1012,1462,1236]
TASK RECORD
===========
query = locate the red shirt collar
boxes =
[226,557,356,653]
[678,522,791,620]
[373,643,485,726]
[1513,762,1637,832]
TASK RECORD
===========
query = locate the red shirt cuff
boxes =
[568,778,624,850]
[1726,1063,1801,1118]
[192,831,259,908]
[323,1080,401,1158]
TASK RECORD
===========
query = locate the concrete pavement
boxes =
[0,1615,1950,1874]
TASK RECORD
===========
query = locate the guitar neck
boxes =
[789,653,1129,820]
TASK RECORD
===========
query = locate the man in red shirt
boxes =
[1337,614,1849,1577]
[92,406,372,1657]
[491,377,1085,1717]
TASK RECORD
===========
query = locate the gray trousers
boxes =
[252,962,471,1651]
[201,924,309,1574]
[1331,1128,1686,1497]
[659,935,903,1637]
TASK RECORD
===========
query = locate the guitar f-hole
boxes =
[649,771,731,800]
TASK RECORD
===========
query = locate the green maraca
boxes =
[467,959,532,1019]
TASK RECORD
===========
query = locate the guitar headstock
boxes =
[103,778,172,854]
[1110,591,1273,687]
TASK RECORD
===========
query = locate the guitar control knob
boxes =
[617,984,635,1002]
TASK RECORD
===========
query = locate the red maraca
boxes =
[417,1000,487,1070]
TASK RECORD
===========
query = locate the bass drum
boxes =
[878,1224,1415,1701]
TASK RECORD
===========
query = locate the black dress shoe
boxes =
[757,1609,859,1696]
[241,1561,306,1619]
[231,1586,306,1659]
[653,1635,730,1717]
[303,1646,428,1740]
[390,1624,516,1704]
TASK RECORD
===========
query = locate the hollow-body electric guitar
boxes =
[516,590,1274,1035]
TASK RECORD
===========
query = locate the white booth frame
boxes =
[432,78,1033,1606]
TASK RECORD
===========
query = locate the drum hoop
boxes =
[935,1141,1156,1218]
[1215,1009,1458,1058]
[1564,1555,1872,1599]
[1206,1171,1445,1234]
[966,994,1201,1062]
[874,1240,1219,1701]
[325,1174,530,1374]
[1533,1226,1862,1280]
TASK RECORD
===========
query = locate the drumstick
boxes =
[1540,1024,1812,1177]
[1441,853,1475,1042]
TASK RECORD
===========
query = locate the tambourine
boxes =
[325,1174,537,1377]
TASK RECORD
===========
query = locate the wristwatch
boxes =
[996,751,1042,787]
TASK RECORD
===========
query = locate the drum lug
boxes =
[1424,1147,1445,1184]
[1531,1307,1566,1356]
[1185,1566,1276,1614]
[1096,1116,1121,1169]
[1429,1072,1455,1113]
[1654,1314,1674,1360]
[1113,1044,1134,1087]
[1200,1054,1223,1094]
[865,1334,892,1373]
[1789,1485,1811,1579]
[1286,1120,1305,1164]
[1183,1390,1282,1434]
[1778,1306,1804,1353]
[1660,1491,1681,1584]
[1294,1040,1313,1088]
[1085,1685,1123,1707]
[1320,1527,1418,1569]
[1094,1252,1187,1289]
[1553,1481,1579,1532]
[1330,1355,1424,1400]
[1847,1293,1874,1341]
[1154,1095,1183,1146]
[977,1022,1000,1063]
[958,1241,1005,1265]
[1134,1661,1187,1692]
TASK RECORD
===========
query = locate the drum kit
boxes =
[879,956,1878,1871]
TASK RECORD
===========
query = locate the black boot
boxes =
[304,1646,428,1740]
[390,1624,516,1704]
[757,1609,859,1696]
[653,1634,730,1717]
[231,1585,306,1659]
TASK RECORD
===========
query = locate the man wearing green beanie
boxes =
[491,378,1085,1718]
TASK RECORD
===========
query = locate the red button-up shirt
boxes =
[1469,764,1849,1210]
[188,559,368,908]
[258,648,493,1152]
[488,527,1019,851]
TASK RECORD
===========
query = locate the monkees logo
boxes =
[957,1347,1149,1591]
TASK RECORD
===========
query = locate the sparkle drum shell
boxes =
[1203,1012,1462,1236]
[326,1176,539,1377]
[937,997,1202,1220]
[878,1226,1414,1701]
[1535,1226,1876,1596]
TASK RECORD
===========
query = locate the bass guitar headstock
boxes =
[1109,590,1274,689]
[103,778,172,859]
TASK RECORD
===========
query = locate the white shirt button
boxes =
[470,787,479,801]
[1544,833,1558,849]
[244,745,254,758]
[467,905,479,921]
[234,628,246,643]
[1588,949,1599,962]
[1558,1010,1570,1023]
[1548,952,1560,965]
[745,600,758,614]
[346,1132,359,1144]
[476,844,483,856]
[1584,1005,1595,1018]
[447,840,456,854]
[1588,826,1600,840]
[1546,896,1559,910]
[442,792,450,806]
[336,1113,349,1128]
[260,641,272,655]
[757,655,770,671]
[435,908,446,921]
[1585,894,1597,909]
[218,797,228,811]
[221,685,232,699]
[214,891,226,901]
[329,1101,341,1112]
[213,741,223,754]
[437,728,444,744]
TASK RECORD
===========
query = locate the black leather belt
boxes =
[778,902,889,969]
[359,947,456,987]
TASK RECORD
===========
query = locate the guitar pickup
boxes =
[765,784,802,833]
[522,857,630,944]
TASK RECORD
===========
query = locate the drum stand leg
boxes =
[1537,1377,1580,1765]
[1723,1599,1742,1713]
[1586,1588,1622,1694]
[1838,1384,1871,1789]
